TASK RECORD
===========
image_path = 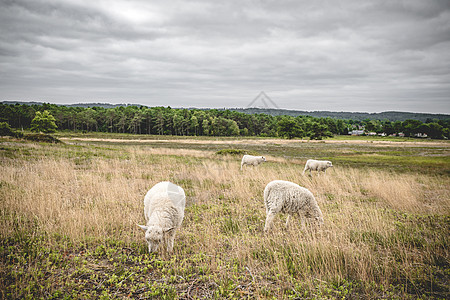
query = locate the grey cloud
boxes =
[0,0,449,113]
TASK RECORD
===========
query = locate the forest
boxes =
[228,107,450,122]
[1,103,449,139]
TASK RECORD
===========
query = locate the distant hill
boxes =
[2,101,449,122]
[222,108,450,122]
[1,101,144,109]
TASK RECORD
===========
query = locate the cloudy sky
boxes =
[1,0,449,113]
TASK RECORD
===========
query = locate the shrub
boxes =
[23,133,62,144]
[0,122,14,136]
[0,122,24,138]
[215,149,260,156]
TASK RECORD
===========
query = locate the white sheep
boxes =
[138,181,186,253]
[240,155,266,170]
[263,180,324,232]
[302,159,333,175]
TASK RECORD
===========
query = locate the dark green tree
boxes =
[424,122,444,139]
[226,119,240,136]
[79,108,98,131]
[277,117,303,139]
[190,115,199,136]
[393,121,403,134]
[308,122,332,140]
[129,110,144,134]
[364,120,381,133]
[202,118,210,136]
[382,120,395,136]
[402,119,422,137]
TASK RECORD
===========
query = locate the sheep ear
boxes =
[164,227,175,233]
[137,224,148,231]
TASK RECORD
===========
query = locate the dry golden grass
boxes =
[1,141,449,298]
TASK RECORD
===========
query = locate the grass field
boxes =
[1,133,449,299]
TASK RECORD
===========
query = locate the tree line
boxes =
[1,103,449,139]
[229,107,450,122]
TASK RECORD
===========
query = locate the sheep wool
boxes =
[138,181,186,253]
[303,159,333,175]
[241,155,266,170]
[264,180,324,232]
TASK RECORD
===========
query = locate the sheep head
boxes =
[315,215,325,226]
[138,224,174,253]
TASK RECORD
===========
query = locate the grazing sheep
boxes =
[302,159,333,175]
[264,180,324,232]
[241,155,266,170]
[138,181,186,253]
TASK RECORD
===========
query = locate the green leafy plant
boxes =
[30,110,58,133]
[0,122,23,138]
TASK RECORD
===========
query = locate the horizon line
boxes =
[1,100,449,116]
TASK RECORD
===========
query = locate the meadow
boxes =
[0,133,449,299]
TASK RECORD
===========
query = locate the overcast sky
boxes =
[1,0,449,113]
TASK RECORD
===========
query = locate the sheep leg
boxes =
[300,217,306,230]
[166,231,176,253]
[264,211,276,232]
[285,215,291,228]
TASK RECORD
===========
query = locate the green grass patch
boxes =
[216,148,260,156]
[334,153,450,174]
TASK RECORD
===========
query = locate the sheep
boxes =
[240,154,266,170]
[263,180,323,232]
[302,159,333,175]
[137,181,186,253]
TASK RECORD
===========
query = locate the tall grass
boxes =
[1,141,449,298]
